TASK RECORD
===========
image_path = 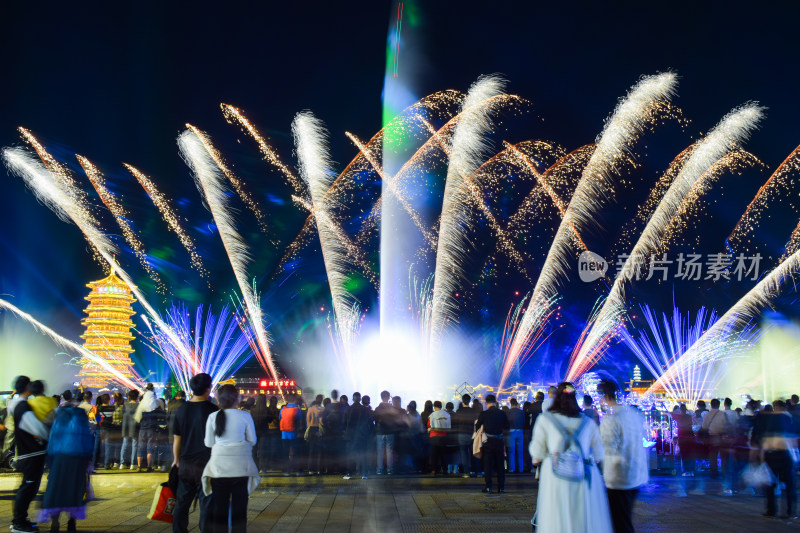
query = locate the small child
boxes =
[27,380,57,426]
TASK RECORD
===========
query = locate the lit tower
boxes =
[78,269,137,388]
[633,365,642,382]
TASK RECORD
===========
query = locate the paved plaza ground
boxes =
[1,470,798,532]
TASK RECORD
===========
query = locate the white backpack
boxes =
[545,412,590,483]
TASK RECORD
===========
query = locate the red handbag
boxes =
[147,467,179,523]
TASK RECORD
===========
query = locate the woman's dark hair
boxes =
[423,400,433,412]
[127,389,140,401]
[214,384,240,437]
[407,400,417,412]
[96,393,110,406]
[548,382,581,417]
[268,395,278,408]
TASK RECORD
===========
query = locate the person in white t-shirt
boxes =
[598,379,648,533]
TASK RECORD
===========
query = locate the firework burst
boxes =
[177,128,279,381]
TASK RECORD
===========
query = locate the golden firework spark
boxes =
[185,123,269,233]
[728,144,800,256]
[220,103,305,196]
[19,127,105,267]
[77,155,167,294]
[123,163,207,275]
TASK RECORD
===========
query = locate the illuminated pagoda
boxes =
[78,269,137,388]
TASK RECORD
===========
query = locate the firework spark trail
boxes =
[141,315,198,394]
[291,195,378,288]
[123,163,207,275]
[0,297,142,389]
[177,128,279,381]
[270,91,464,271]
[346,131,437,249]
[19,128,92,212]
[611,144,697,257]
[504,141,568,215]
[505,144,595,235]
[567,103,763,381]
[621,304,759,405]
[387,95,523,199]
[423,136,556,276]
[429,75,507,348]
[498,293,559,380]
[77,155,167,294]
[499,73,679,389]
[785,220,800,259]
[649,249,800,397]
[19,127,105,265]
[326,303,362,391]
[660,149,762,251]
[409,269,434,343]
[3,148,196,367]
[502,141,593,255]
[143,303,253,393]
[184,123,269,233]
[460,148,532,276]
[355,94,522,245]
[292,111,362,354]
[220,103,305,195]
[727,144,800,256]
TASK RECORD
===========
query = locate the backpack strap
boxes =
[545,412,588,452]
[544,413,592,485]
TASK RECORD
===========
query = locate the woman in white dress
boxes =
[529,382,612,533]
[202,385,261,533]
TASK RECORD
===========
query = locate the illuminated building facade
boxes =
[78,270,137,388]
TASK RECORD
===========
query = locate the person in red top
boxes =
[279,396,303,475]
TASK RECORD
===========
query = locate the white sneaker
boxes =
[342,475,352,480]
[130,465,137,470]
[119,464,126,470]
[361,475,368,479]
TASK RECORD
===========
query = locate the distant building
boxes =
[78,269,137,388]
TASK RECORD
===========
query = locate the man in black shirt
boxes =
[171,373,218,533]
[475,394,509,494]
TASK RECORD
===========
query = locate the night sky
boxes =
[2,1,799,386]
